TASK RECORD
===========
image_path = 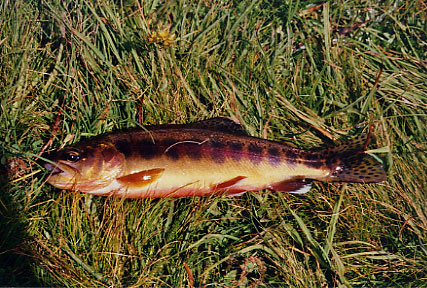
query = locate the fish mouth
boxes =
[44,161,79,178]
[44,163,63,175]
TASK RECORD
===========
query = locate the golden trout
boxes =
[44,117,386,198]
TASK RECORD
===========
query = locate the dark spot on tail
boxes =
[283,148,298,165]
[304,153,323,168]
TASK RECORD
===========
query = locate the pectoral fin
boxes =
[117,168,165,188]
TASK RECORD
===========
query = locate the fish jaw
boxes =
[45,161,81,189]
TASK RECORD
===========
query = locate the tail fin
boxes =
[326,135,387,183]
[330,153,387,183]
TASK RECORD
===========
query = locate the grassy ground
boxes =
[1,0,426,286]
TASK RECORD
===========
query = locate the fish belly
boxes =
[93,155,327,198]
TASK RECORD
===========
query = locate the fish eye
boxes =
[65,149,81,162]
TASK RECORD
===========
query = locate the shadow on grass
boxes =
[0,157,40,286]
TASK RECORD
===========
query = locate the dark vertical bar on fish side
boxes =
[247,142,263,165]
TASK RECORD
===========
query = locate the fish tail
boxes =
[324,135,387,183]
[329,153,387,183]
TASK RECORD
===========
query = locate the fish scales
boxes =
[44,117,387,198]
[106,130,322,198]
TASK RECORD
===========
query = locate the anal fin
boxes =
[117,168,165,188]
[268,178,312,194]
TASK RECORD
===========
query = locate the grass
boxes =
[1,0,426,286]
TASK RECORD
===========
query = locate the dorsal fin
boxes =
[187,117,247,136]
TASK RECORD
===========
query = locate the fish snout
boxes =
[44,161,79,178]
[44,162,63,175]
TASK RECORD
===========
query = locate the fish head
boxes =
[44,142,125,191]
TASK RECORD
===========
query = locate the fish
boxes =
[43,117,387,198]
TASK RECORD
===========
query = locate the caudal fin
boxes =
[326,135,387,183]
[330,153,387,183]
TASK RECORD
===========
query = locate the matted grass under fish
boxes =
[44,117,386,198]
